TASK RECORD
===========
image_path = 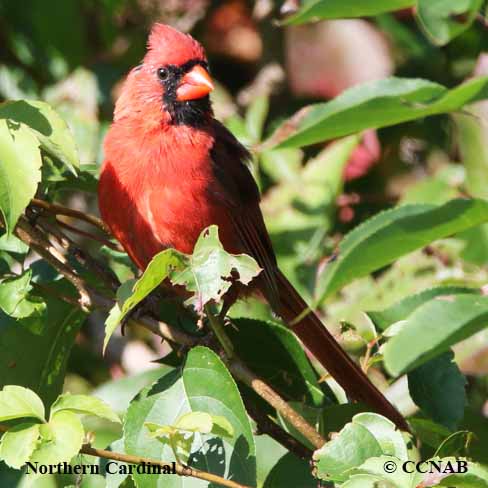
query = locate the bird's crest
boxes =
[145,23,206,66]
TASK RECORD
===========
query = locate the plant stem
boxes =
[204,305,234,358]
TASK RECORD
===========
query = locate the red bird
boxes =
[99,24,406,430]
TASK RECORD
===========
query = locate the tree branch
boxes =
[80,444,251,488]
[30,198,110,234]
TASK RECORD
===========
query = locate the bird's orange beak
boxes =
[176,65,214,101]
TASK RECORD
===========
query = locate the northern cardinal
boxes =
[99,24,407,430]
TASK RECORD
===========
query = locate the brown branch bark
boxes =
[80,445,251,488]
[30,198,110,234]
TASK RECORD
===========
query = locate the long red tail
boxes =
[273,269,408,431]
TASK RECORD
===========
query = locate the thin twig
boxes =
[30,198,110,234]
[81,445,251,488]
[38,217,120,292]
[15,217,92,310]
[229,360,325,449]
[56,217,122,251]
[0,424,248,488]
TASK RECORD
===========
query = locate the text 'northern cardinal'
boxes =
[99,24,407,430]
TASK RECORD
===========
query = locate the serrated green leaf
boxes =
[353,413,409,460]
[384,295,488,375]
[313,422,383,482]
[408,351,466,430]
[281,0,415,25]
[171,225,261,310]
[28,410,84,471]
[50,394,120,423]
[103,251,181,352]
[0,270,46,319]
[0,100,79,173]
[0,423,40,468]
[315,199,488,304]
[0,385,45,422]
[416,0,483,46]
[269,77,488,149]
[0,119,42,233]
[367,286,479,330]
[125,346,256,487]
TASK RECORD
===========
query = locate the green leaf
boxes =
[0,233,28,254]
[313,413,411,483]
[0,296,86,408]
[171,225,261,310]
[409,418,451,449]
[93,367,170,415]
[315,199,488,303]
[313,422,383,482]
[0,119,42,233]
[0,100,79,173]
[453,111,488,200]
[101,438,129,488]
[438,459,488,487]
[103,254,180,353]
[0,385,45,422]
[259,148,302,183]
[342,455,416,487]
[176,412,234,437]
[125,346,256,487]
[367,286,479,330]
[384,295,488,375]
[50,394,120,423]
[416,0,483,46]
[435,430,472,457]
[269,77,488,149]
[28,410,84,470]
[281,0,415,25]
[0,270,46,319]
[226,318,327,407]
[0,423,40,468]
[408,351,466,430]
[353,413,408,460]
[255,436,316,488]
[245,95,269,143]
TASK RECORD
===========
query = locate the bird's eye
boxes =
[157,68,169,81]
